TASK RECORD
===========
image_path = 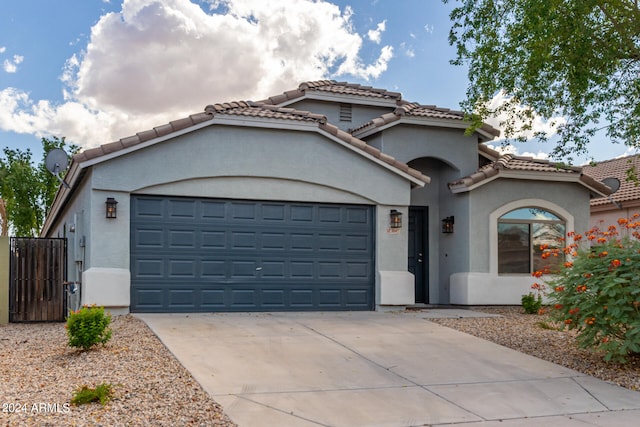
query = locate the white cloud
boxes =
[0,0,394,149]
[424,24,433,34]
[3,54,24,73]
[486,143,550,160]
[0,47,6,53]
[616,147,640,159]
[483,91,567,141]
[367,20,386,44]
[400,42,414,58]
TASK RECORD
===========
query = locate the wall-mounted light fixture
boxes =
[442,216,454,233]
[390,209,403,229]
[105,197,118,219]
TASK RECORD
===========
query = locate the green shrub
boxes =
[521,292,543,314]
[538,219,640,363]
[71,382,114,406]
[66,305,112,350]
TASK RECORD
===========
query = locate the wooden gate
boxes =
[9,237,67,322]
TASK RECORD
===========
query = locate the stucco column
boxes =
[376,205,414,306]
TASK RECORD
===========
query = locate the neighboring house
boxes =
[583,155,640,228]
[41,80,612,313]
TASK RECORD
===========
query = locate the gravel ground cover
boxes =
[430,306,640,392]
[0,315,236,427]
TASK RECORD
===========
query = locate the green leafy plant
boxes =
[521,282,545,314]
[70,382,114,406]
[521,293,542,314]
[537,218,640,363]
[66,305,112,350]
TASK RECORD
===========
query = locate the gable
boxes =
[42,100,429,235]
[450,148,612,197]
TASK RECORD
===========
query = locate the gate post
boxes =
[0,236,8,324]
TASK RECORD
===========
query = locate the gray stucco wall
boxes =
[91,125,411,206]
[286,99,393,132]
[49,123,420,310]
[46,170,94,282]
[365,125,481,178]
[468,179,592,273]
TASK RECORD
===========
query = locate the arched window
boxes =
[498,207,565,274]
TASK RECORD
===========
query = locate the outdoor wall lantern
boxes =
[389,209,403,229]
[105,197,118,219]
[442,216,454,234]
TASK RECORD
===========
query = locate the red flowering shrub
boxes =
[537,218,640,363]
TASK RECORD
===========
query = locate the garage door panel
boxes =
[135,258,164,277]
[231,202,257,220]
[133,228,164,248]
[132,197,164,218]
[201,260,227,278]
[201,201,226,219]
[262,204,286,221]
[201,289,226,307]
[347,207,369,224]
[168,230,196,248]
[168,259,196,278]
[318,207,342,223]
[131,196,374,312]
[168,199,197,219]
[167,289,195,307]
[291,205,314,222]
[201,231,226,248]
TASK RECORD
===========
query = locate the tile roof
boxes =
[351,103,501,139]
[583,155,640,207]
[449,150,611,196]
[259,80,403,105]
[72,100,429,183]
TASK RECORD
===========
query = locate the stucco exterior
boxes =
[41,81,610,312]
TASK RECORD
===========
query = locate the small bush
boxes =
[66,305,112,350]
[71,382,114,406]
[538,219,640,363]
[521,292,543,314]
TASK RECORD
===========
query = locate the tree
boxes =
[0,137,78,236]
[446,0,640,162]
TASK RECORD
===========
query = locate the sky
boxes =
[0,0,635,165]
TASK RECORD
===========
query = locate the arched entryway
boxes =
[408,157,460,304]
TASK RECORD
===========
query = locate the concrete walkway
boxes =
[137,311,640,427]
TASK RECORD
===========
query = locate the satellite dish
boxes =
[602,177,621,193]
[44,148,70,189]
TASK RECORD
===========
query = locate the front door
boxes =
[408,207,428,303]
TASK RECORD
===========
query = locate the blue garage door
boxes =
[130,195,375,312]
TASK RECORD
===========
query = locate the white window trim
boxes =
[490,199,574,276]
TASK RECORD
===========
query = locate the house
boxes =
[41,81,612,313]
[583,155,640,227]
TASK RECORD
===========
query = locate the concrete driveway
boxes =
[137,311,640,427]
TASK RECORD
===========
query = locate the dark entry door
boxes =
[408,207,428,303]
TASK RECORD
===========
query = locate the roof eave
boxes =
[449,169,613,196]
[353,116,499,141]
[275,91,400,108]
[40,161,84,236]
